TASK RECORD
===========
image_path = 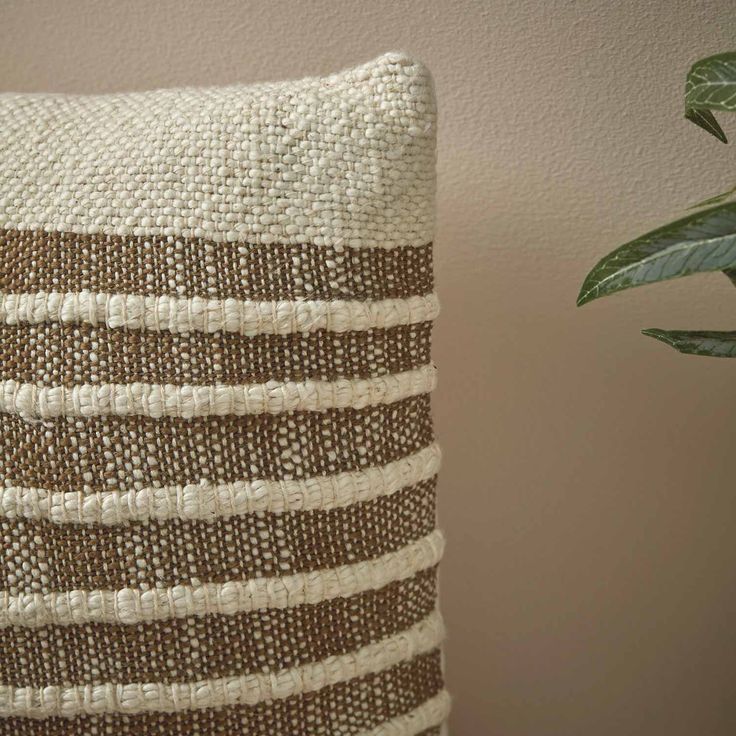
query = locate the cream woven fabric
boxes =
[0,52,446,735]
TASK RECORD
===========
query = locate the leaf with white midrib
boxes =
[577,203,736,305]
[642,329,736,357]
[686,52,736,111]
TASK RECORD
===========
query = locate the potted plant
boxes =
[578,52,736,358]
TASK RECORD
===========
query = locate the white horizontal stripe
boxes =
[356,691,451,736]
[0,365,436,419]
[0,444,441,525]
[0,530,444,628]
[0,292,439,334]
[0,610,445,718]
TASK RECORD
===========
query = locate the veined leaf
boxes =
[642,328,736,357]
[686,52,736,111]
[685,107,727,142]
[577,203,736,306]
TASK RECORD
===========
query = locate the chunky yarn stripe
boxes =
[0,531,445,628]
[0,292,440,334]
[0,365,436,418]
[0,611,445,717]
[0,443,441,524]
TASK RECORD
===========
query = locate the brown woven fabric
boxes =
[0,230,434,301]
[0,651,444,735]
[0,568,438,687]
[0,322,432,385]
[0,396,433,492]
[1,481,436,592]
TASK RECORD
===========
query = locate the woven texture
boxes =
[0,52,446,734]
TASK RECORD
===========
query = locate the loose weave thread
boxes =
[0,366,437,419]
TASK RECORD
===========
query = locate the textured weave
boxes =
[0,52,446,734]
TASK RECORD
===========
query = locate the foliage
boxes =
[578,52,736,357]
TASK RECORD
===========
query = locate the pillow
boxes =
[0,52,447,735]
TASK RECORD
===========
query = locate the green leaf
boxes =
[688,184,736,209]
[724,268,736,287]
[686,52,736,111]
[577,203,736,306]
[642,328,736,357]
[685,107,727,142]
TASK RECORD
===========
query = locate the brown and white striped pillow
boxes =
[0,53,447,735]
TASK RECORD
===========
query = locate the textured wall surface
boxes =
[2,1,736,733]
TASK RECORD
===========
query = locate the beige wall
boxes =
[3,1,736,733]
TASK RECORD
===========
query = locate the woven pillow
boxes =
[0,53,447,735]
